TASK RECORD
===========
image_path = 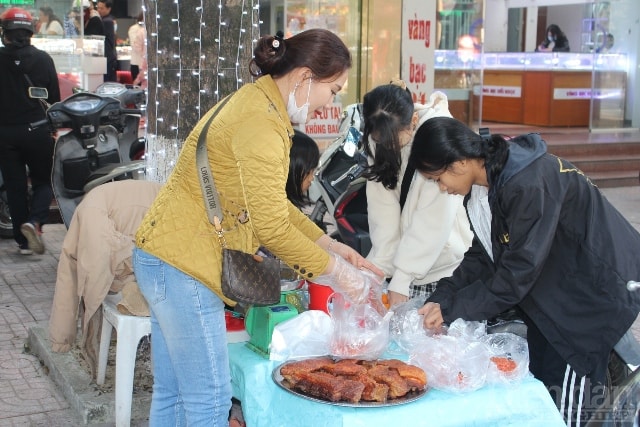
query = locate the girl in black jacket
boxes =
[409,116,640,425]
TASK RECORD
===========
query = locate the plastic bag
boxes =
[269,310,333,361]
[389,297,431,353]
[409,319,530,393]
[410,319,490,393]
[329,292,393,360]
[482,332,529,384]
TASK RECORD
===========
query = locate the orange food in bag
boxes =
[490,356,517,372]
[381,293,390,309]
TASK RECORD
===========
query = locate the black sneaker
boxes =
[20,223,44,254]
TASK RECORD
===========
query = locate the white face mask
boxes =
[548,35,554,42]
[287,78,312,124]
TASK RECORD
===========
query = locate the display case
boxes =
[434,51,628,127]
[31,36,107,97]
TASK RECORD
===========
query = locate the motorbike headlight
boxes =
[65,98,101,112]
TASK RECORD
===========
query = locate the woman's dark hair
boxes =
[250,29,351,81]
[409,117,509,185]
[287,130,320,209]
[39,6,62,26]
[361,84,414,189]
[546,24,565,40]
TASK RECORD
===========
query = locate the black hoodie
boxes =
[428,133,640,377]
[0,43,61,125]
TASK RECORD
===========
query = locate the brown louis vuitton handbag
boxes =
[196,96,280,306]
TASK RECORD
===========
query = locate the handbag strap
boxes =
[195,95,233,236]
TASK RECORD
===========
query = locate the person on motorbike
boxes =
[412,116,640,424]
[362,81,473,308]
[0,7,60,255]
[132,29,383,425]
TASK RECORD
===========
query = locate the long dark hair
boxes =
[409,117,509,185]
[362,84,414,189]
[546,24,566,41]
[250,29,351,81]
[39,6,63,27]
[287,130,320,209]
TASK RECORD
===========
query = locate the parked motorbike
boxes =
[308,103,371,254]
[92,81,146,161]
[30,84,146,227]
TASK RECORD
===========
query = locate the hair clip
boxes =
[272,30,284,50]
[479,128,491,143]
[390,78,407,91]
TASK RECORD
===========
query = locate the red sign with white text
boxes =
[402,0,436,103]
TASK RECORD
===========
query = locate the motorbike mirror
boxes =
[28,87,49,99]
[343,126,361,157]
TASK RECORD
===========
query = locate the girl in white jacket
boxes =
[362,82,473,307]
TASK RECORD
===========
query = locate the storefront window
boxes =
[261,0,361,105]
[589,0,634,130]
[433,0,483,126]
[260,0,361,140]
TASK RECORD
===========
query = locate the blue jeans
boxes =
[133,248,232,426]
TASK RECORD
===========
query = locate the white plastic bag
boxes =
[269,310,333,361]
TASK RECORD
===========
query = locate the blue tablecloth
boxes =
[228,343,566,427]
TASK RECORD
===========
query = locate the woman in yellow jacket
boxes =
[133,29,383,426]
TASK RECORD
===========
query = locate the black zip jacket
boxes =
[428,133,640,377]
[0,44,61,125]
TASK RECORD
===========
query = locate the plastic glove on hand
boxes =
[316,254,383,304]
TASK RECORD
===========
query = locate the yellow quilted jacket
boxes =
[135,76,329,306]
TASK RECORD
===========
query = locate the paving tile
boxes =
[0,288,18,305]
[0,351,69,419]
[0,305,34,328]
[0,409,79,426]
[9,284,55,323]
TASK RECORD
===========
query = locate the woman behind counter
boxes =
[133,29,382,425]
[536,24,570,52]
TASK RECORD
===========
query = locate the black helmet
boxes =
[1,7,34,33]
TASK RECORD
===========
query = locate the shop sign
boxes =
[553,88,623,100]
[480,85,522,98]
[303,103,343,139]
[401,0,436,103]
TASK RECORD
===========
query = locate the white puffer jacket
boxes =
[366,91,473,296]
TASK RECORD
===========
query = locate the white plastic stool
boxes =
[96,293,151,427]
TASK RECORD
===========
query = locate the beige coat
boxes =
[49,180,162,352]
[136,76,329,305]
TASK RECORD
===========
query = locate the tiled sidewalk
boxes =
[0,223,78,425]
[0,186,638,426]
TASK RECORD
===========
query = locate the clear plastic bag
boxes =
[410,319,490,393]
[408,319,530,392]
[329,292,393,360]
[389,297,431,353]
[482,332,530,384]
